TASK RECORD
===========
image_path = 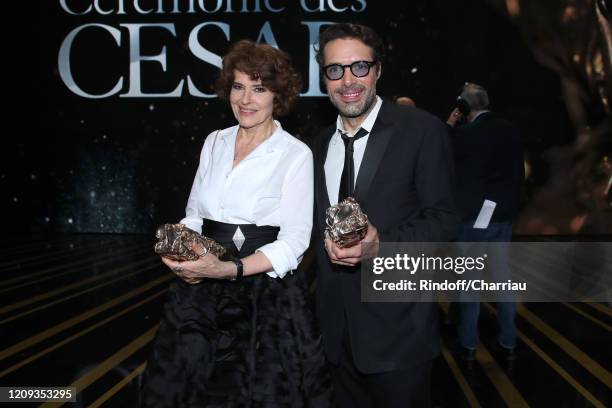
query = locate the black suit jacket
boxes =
[313,100,460,374]
[451,112,524,222]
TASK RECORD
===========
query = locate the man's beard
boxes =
[330,84,377,118]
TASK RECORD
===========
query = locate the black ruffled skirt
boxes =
[141,221,332,407]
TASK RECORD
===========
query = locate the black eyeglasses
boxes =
[322,60,377,80]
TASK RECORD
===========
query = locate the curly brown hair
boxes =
[215,40,302,117]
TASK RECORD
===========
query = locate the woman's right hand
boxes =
[161,256,203,284]
[162,255,236,284]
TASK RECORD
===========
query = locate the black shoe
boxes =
[460,346,476,361]
[459,346,476,370]
[498,344,516,361]
[493,342,516,372]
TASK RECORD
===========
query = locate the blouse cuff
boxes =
[256,241,298,279]
[178,217,203,235]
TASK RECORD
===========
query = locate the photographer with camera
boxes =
[446,82,524,368]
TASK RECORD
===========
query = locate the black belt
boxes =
[202,219,279,258]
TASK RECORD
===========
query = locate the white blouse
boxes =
[180,121,314,279]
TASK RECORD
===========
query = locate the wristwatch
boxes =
[229,258,243,282]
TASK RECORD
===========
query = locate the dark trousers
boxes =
[457,221,516,349]
[330,328,431,408]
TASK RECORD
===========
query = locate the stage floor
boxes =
[1,235,610,407]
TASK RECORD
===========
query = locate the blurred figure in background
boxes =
[446,82,524,367]
[394,96,416,107]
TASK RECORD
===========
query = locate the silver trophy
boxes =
[324,197,369,248]
[154,223,226,261]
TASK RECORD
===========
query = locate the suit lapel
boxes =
[353,102,394,203]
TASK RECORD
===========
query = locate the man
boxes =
[312,23,460,407]
[446,82,524,366]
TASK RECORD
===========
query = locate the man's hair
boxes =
[314,23,385,66]
[460,82,490,111]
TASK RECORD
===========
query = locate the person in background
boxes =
[394,96,416,107]
[446,82,524,367]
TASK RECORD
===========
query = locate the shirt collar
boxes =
[335,95,382,136]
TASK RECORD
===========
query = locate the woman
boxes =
[141,40,331,407]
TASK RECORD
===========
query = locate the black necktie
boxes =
[338,127,369,202]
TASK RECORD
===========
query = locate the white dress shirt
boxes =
[180,121,314,279]
[324,96,383,204]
